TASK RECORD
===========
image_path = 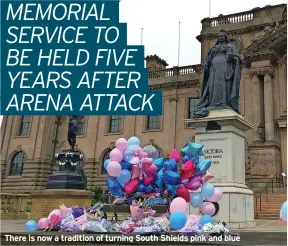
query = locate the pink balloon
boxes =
[38,218,49,230]
[170,197,187,213]
[143,175,155,185]
[134,146,143,157]
[202,171,214,183]
[169,149,181,162]
[207,187,223,202]
[116,138,128,152]
[131,165,141,179]
[123,179,139,195]
[109,148,123,162]
[48,209,62,220]
[142,158,157,175]
[200,202,216,216]
[107,161,121,177]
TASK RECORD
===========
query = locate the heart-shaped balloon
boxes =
[180,160,196,180]
[142,159,157,175]
[176,185,190,203]
[169,149,181,162]
[143,175,155,185]
[184,174,203,190]
[123,179,139,195]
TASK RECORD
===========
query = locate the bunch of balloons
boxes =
[105,136,161,198]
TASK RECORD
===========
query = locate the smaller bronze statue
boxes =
[67,116,78,151]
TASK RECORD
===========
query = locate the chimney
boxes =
[145,54,168,71]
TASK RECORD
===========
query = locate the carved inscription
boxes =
[250,150,276,176]
[203,149,224,165]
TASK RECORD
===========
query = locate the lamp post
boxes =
[51,116,62,173]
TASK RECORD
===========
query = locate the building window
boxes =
[108,116,122,133]
[146,116,161,130]
[9,151,27,176]
[102,149,111,174]
[18,116,31,136]
[77,117,86,136]
[188,98,200,118]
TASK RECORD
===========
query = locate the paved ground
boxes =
[1,220,287,245]
[1,219,287,233]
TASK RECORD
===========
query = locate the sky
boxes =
[120,0,286,66]
[0,0,285,127]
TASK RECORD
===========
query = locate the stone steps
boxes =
[254,192,286,220]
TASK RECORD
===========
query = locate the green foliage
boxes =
[25,205,31,213]
[86,186,105,206]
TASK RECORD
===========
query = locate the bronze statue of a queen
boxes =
[193,30,243,118]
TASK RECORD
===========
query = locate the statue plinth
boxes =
[46,150,85,190]
[186,109,256,229]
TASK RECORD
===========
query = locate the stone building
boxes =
[1,4,286,193]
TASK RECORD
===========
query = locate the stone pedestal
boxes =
[30,189,93,221]
[185,109,256,229]
[46,151,84,189]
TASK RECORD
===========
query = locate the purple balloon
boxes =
[184,175,203,190]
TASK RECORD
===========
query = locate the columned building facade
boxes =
[1,4,286,193]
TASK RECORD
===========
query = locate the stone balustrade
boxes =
[1,193,32,220]
[148,65,199,79]
[208,11,254,27]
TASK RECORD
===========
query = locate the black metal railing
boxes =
[254,173,285,217]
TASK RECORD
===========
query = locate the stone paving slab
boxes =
[0,220,287,245]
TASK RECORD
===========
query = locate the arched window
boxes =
[101,149,112,174]
[18,116,31,136]
[9,151,27,176]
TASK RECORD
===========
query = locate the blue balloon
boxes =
[181,141,204,157]
[153,158,165,171]
[163,171,181,185]
[137,182,146,192]
[106,178,124,197]
[164,159,177,172]
[25,220,38,232]
[182,155,190,163]
[121,160,131,171]
[144,185,154,194]
[201,183,215,199]
[191,156,200,165]
[104,159,111,170]
[280,201,287,221]
[190,193,203,207]
[127,136,140,146]
[198,158,212,172]
[199,215,214,227]
[169,211,187,230]
[117,170,131,187]
[155,169,164,189]
[137,183,153,193]
[166,184,177,196]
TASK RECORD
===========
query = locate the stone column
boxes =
[264,73,275,142]
[251,74,262,143]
